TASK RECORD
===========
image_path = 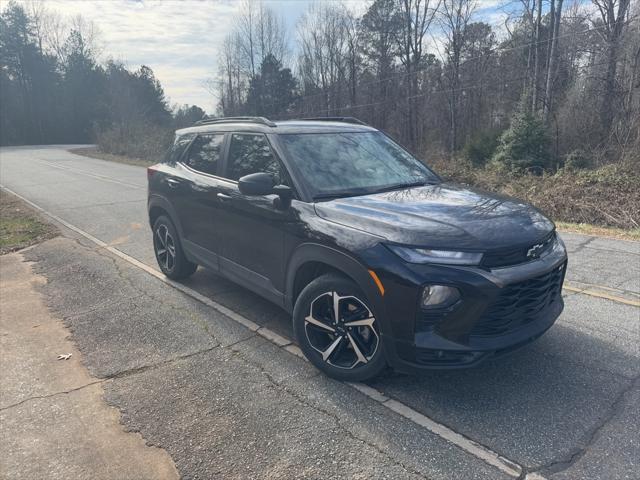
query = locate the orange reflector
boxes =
[368,270,385,296]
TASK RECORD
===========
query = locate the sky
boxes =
[30,0,509,113]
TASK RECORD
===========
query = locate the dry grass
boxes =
[555,222,640,241]
[70,147,154,167]
[430,157,640,232]
[0,190,58,254]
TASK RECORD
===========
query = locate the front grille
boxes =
[471,263,565,337]
[482,232,556,268]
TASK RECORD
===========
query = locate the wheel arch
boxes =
[285,244,385,323]
[148,195,184,237]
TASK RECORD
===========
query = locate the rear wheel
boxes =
[152,215,197,280]
[293,274,386,381]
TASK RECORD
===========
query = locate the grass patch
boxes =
[0,190,58,254]
[555,222,640,241]
[70,147,154,167]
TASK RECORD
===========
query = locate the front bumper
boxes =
[365,239,568,373]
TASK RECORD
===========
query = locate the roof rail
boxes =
[301,117,368,126]
[193,116,276,127]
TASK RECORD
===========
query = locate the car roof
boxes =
[175,119,378,136]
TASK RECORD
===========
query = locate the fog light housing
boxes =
[421,285,460,308]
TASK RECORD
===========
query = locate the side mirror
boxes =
[238,172,274,196]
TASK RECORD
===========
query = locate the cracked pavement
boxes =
[1,145,639,479]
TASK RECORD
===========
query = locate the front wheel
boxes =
[293,274,386,381]
[152,215,197,280]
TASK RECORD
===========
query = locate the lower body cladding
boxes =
[374,247,568,373]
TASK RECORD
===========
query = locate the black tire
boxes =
[293,273,386,381]
[152,215,197,280]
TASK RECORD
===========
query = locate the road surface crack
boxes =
[529,375,639,476]
[0,380,105,412]
[225,343,431,479]
[570,236,596,254]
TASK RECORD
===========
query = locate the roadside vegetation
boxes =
[0,190,57,254]
[1,0,638,232]
[70,147,154,167]
[431,153,640,234]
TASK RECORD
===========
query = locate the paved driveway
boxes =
[1,145,638,479]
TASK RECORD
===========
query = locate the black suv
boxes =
[147,116,567,381]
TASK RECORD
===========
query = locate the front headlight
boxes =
[552,234,566,254]
[387,245,483,265]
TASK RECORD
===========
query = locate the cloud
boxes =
[28,0,245,111]
[16,0,523,112]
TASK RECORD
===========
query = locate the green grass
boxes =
[0,190,57,254]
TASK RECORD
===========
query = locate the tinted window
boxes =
[165,133,194,164]
[184,134,224,175]
[227,134,283,183]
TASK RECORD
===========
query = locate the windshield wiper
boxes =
[313,190,369,201]
[371,180,434,194]
[313,180,438,202]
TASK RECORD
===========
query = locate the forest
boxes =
[1,0,638,230]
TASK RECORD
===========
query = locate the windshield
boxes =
[278,132,439,199]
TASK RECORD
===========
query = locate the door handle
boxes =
[166,178,181,188]
[217,192,233,201]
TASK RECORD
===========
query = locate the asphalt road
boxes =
[1,145,638,479]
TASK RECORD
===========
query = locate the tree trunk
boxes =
[531,0,543,111]
[600,41,619,131]
[597,0,631,139]
[543,0,563,122]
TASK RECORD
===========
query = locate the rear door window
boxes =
[183,134,225,176]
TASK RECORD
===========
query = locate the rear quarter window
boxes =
[165,134,194,164]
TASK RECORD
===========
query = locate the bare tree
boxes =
[360,0,402,128]
[234,0,288,78]
[215,1,288,115]
[394,0,441,149]
[256,1,288,64]
[531,0,543,110]
[215,33,246,116]
[543,0,564,120]
[440,0,476,152]
[297,3,354,116]
[591,0,632,137]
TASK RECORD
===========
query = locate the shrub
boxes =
[430,154,639,230]
[96,121,172,162]
[462,130,500,167]
[490,106,552,173]
[563,149,592,171]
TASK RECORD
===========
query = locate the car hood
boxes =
[314,183,554,250]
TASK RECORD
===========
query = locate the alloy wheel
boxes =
[304,292,379,369]
[155,224,176,272]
